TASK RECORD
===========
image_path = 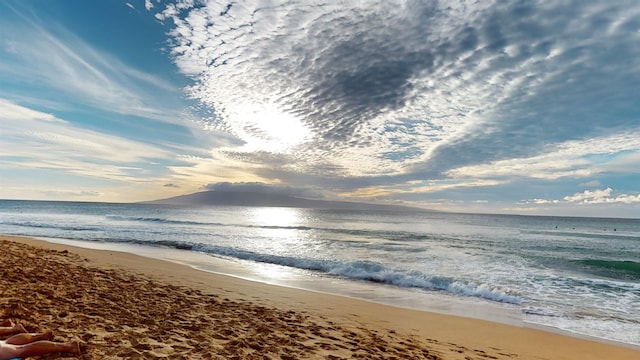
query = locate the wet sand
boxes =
[1,235,638,359]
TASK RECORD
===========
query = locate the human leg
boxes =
[0,340,81,359]
[4,330,54,345]
[0,324,27,338]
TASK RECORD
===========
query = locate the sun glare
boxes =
[244,207,310,278]
[247,207,307,254]
[249,206,303,227]
[230,102,310,153]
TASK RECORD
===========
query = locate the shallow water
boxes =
[1,200,638,346]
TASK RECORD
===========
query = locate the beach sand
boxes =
[1,236,638,359]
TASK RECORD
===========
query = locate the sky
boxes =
[1,0,639,218]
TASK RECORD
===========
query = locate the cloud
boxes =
[340,179,505,199]
[4,0,636,209]
[0,99,173,182]
[0,185,105,201]
[409,1,640,177]
[203,182,321,198]
[42,190,101,198]
[563,188,640,204]
[579,180,602,188]
[163,183,181,188]
[446,132,640,181]
[564,188,614,203]
[153,0,640,188]
[158,1,495,161]
[0,98,61,122]
[0,7,187,125]
[526,188,640,205]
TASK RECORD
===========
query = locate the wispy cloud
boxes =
[339,179,505,199]
[42,189,102,198]
[579,180,602,188]
[203,181,322,198]
[446,132,640,181]
[0,5,186,124]
[0,99,172,182]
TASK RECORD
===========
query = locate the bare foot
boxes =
[20,330,55,343]
[68,341,82,356]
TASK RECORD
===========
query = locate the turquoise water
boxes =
[1,200,638,346]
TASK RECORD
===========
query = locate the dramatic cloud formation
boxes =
[141,0,640,214]
[1,1,639,215]
[155,1,640,181]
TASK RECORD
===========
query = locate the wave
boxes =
[523,308,640,326]
[2,216,520,304]
[102,216,422,244]
[104,216,316,231]
[572,310,640,324]
[105,215,222,227]
[324,260,522,304]
[3,216,433,249]
[104,214,321,231]
[2,221,101,232]
[523,308,558,317]
[105,215,447,241]
[524,229,639,242]
[574,259,640,280]
[127,239,521,304]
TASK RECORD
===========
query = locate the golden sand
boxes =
[1,236,638,359]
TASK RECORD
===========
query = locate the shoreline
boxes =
[2,235,639,359]
[23,236,638,349]
[32,236,526,327]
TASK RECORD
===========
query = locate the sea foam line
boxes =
[186,242,522,304]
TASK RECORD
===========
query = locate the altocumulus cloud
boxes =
[152,1,640,194]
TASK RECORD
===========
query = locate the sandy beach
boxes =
[1,235,638,359]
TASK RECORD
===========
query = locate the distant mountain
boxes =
[143,191,425,212]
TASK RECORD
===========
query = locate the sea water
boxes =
[0,200,638,346]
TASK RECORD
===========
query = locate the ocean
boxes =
[0,200,638,347]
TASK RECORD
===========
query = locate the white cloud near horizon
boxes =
[339,179,506,200]
[529,188,640,205]
[0,99,173,182]
[446,132,640,181]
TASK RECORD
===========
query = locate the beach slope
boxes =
[1,236,637,359]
